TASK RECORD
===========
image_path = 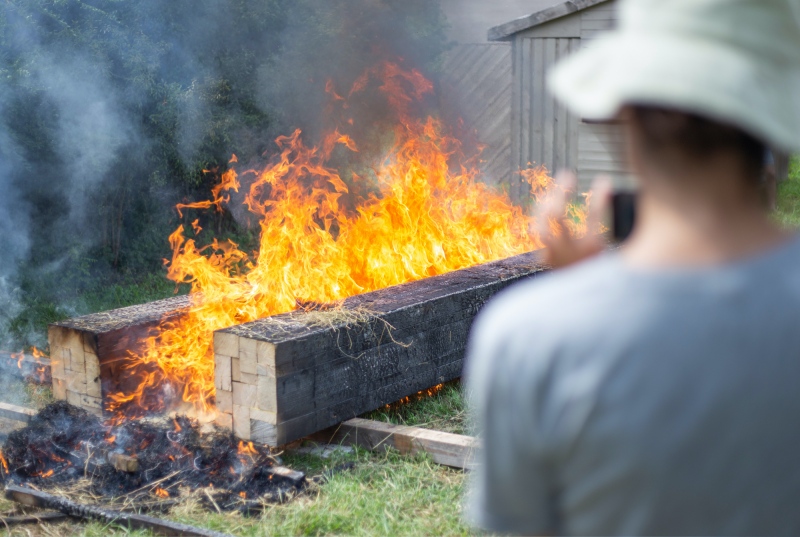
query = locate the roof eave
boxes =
[488,0,610,41]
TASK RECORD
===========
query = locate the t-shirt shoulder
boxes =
[473,253,624,345]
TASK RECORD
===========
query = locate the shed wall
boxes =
[440,44,513,187]
[509,0,629,197]
[576,1,631,189]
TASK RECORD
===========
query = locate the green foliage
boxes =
[774,155,800,228]
[0,0,449,349]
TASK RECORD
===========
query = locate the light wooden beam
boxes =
[310,418,479,470]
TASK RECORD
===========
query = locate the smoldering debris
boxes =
[1,401,305,513]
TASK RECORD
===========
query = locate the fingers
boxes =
[536,170,576,241]
[537,170,609,269]
[587,174,613,234]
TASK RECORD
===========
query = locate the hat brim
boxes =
[548,32,800,152]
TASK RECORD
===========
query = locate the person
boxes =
[465,0,800,535]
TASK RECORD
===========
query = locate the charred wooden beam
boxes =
[265,465,306,488]
[5,484,231,537]
[310,418,479,469]
[213,250,546,445]
[0,511,69,527]
[47,295,191,415]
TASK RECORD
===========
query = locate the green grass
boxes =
[773,155,800,228]
[78,273,190,315]
[364,381,468,435]
[0,448,471,537]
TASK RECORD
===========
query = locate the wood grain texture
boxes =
[221,250,548,445]
[310,418,480,470]
[440,43,512,187]
[489,0,609,41]
[48,295,191,415]
[51,295,191,334]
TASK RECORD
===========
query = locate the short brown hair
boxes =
[627,105,766,179]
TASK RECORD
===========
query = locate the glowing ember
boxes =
[107,61,589,418]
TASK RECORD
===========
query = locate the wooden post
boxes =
[214,250,546,445]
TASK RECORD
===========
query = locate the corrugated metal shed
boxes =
[489,0,631,197]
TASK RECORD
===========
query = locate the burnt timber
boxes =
[47,295,191,415]
[214,250,547,445]
[5,484,231,537]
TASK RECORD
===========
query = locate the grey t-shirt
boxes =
[465,236,800,536]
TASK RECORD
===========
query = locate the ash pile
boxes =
[0,401,305,513]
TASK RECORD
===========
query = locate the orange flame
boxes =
[107,61,589,418]
[154,487,169,498]
[238,441,258,456]
[0,450,8,473]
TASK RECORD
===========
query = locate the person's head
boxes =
[621,105,767,195]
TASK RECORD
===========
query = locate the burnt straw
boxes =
[1,401,304,512]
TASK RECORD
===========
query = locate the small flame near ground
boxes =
[91,60,592,419]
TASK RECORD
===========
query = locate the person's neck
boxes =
[621,166,790,269]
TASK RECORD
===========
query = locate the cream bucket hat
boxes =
[548,0,800,152]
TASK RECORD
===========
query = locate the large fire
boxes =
[107,61,589,418]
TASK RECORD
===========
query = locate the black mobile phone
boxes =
[612,192,637,242]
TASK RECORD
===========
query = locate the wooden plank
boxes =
[488,0,609,41]
[520,37,533,178]
[515,10,582,39]
[581,18,615,31]
[0,402,36,423]
[581,4,619,20]
[52,295,191,336]
[565,38,582,172]
[510,39,522,200]
[542,38,557,171]
[220,249,548,445]
[528,38,541,171]
[0,511,69,527]
[310,418,479,470]
[5,485,231,537]
[440,42,513,190]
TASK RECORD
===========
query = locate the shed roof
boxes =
[488,0,610,41]
[440,0,563,44]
